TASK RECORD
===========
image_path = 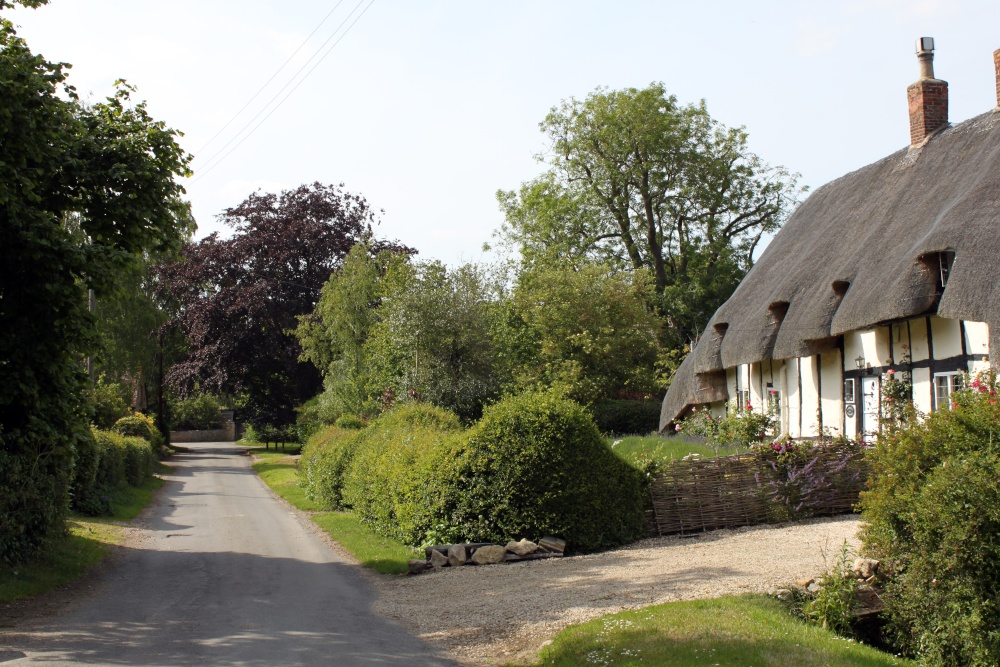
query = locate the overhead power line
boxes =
[190,0,376,184]
[193,1,347,157]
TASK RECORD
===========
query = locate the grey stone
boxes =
[852,558,880,580]
[505,539,538,556]
[429,549,448,570]
[471,545,507,565]
[447,544,467,567]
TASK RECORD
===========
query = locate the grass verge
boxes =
[0,474,164,604]
[609,434,737,465]
[248,449,420,574]
[249,450,322,512]
[525,595,910,667]
[312,512,421,575]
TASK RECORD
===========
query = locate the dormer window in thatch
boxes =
[938,250,955,289]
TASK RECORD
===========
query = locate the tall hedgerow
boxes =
[860,371,1000,665]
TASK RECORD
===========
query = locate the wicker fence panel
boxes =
[647,443,868,536]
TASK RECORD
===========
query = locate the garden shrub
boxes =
[591,399,661,435]
[340,404,464,544]
[860,371,1000,665]
[171,393,223,431]
[447,390,647,552]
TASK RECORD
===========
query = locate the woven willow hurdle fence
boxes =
[647,442,869,536]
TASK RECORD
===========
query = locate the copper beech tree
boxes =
[158,183,411,427]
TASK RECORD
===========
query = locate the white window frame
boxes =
[933,371,964,410]
[844,378,856,405]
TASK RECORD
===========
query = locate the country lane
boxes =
[0,442,455,667]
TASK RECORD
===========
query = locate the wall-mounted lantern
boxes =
[855,355,866,371]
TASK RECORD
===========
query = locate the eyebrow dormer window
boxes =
[938,250,955,288]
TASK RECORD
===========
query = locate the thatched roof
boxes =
[661,110,1000,430]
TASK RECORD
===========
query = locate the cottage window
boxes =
[844,378,856,404]
[933,372,963,409]
[767,386,782,419]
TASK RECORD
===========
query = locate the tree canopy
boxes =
[0,3,192,563]
[497,82,802,348]
[159,183,410,426]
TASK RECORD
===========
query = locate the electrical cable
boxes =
[193,1,346,156]
[191,0,375,184]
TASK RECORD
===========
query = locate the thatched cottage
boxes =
[660,40,1000,442]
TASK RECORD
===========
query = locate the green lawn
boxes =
[0,474,164,604]
[248,449,419,574]
[609,434,738,466]
[527,596,910,667]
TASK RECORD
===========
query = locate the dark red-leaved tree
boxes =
[158,182,412,426]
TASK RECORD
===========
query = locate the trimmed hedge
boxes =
[591,399,662,435]
[341,404,464,545]
[300,425,362,509]
[301,395,648,553]
[71,428,157,515]
[449,391,648,552]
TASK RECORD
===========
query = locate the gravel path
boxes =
[370,516,861,665]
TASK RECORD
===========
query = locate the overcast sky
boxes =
[9,1,1000,265]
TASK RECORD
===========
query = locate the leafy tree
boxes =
[295,243,401,420]
[497,82,802,348]
[0,1,192,563]
[158,183,409,427]
[513,264,663,405]
[366,261,513,422]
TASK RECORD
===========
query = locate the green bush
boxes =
[448,390,647,552]
[591,399,661,435]
[300,425,362,508]
[334,414,366,430]
[112,413,164,452]
[803,541,859,636]
[860,371,1000,665]
[88,377,132,429]
[341,404,464,545]
[171,393,223,431]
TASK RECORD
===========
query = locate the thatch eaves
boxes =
[660,110,1000,430]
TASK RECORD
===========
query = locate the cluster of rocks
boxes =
[768,557,882,610]
[408,536,566,574]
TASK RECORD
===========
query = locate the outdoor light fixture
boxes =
[855,355,866,371]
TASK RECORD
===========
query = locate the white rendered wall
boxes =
[930,316,963,359]
[908,318,930,362]
[965,321,990,358]
[820,349,844,438]
[786,357,801,439]
[798,355,820,437]
[912,366,933,415]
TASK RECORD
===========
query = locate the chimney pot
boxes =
[908,37,948,147]
[994,48,1000,108]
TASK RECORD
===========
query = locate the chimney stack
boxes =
[907,37,948,147]
[994,48,1000,108]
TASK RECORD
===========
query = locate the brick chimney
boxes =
[907,37,948,147]
[994,48,1000,108]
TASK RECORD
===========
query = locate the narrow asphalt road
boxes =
[0,442,455,667]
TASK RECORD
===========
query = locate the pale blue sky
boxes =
[10,1,1000,264]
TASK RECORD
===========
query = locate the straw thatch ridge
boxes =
[661,110,1000,430]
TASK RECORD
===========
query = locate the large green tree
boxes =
[497,82,802,349]
[0,1,192,563]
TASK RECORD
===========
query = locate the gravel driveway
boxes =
[369,516,861,665]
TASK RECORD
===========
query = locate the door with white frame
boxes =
[860,376,880,443]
